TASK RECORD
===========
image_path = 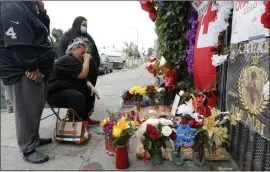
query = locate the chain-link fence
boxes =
[126,59,143,68]
[227,122,270,171]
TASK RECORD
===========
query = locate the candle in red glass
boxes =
[115,145,130,169]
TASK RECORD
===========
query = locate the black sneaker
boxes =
[23,150,49,164]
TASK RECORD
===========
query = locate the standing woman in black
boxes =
[57,16,100,126]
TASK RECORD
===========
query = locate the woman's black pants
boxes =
[47,89,93,120]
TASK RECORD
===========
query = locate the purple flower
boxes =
[186,7,198,74]
[103,121,114,132]
[156,0,165,6]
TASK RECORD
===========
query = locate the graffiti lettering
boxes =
[243,2,257,15]
[236,0,249,12]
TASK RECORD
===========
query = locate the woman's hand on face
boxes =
[37,1,45,12]
[83,53,91,61]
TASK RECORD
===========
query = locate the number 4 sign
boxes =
[5,27,17,39]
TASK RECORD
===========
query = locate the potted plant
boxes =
[137,118,174,165]
[102,110,118,156]
[193,107,238,165]
[128,86,147,108]
[112,117,139,169]
[171,123,197,166]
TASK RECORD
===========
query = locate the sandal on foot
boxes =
[23,150,49,164]
[38,138,52,147]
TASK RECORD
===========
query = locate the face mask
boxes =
[80,26,87,34]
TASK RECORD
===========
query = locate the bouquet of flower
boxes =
[127,86,147,103]
[155,87,177,105]
[176,95,238,152]
[175,124,197,148]
[121,90,134,104]
[145,85,158,100]
[170,121,197,166]
[176,97,204,128]
[102,110,119,138]
[197,107,238,150]
[137,118,174,164]
[112,117,139,147]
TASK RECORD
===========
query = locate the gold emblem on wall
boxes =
[238,66,269,115]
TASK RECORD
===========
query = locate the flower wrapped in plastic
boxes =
[137,118,174,165]
[102,110,119,156]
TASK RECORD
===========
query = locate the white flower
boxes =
[159,118,173,126]
[190,113,203,123]
[179,90,185,96]
[161,126,172,136]
[158,88,165,92]
[148,110,158,118]
[263,81,269,98]
[145,118,160,126]
[176,104,193,115]
[136,123,147,137]
[212,54,228,67]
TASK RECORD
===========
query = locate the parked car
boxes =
[99,54,113,75]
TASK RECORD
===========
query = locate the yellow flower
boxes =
[102,117,109,127]
[112,118,130,137]
[154,85,159,92]
[112,127,122,137]
[115,118,130,130]
[202,115,216,138]
[230,113,237,125]
[210,107,220,118]
[131,120,140,127]
[212,127,228,147]
[129,86,147,95]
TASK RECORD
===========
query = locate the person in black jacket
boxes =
[57,16,101,126]
[0,1,55,163]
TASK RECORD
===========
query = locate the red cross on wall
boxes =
[202,1,217,34]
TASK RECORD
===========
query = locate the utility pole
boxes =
[128,27,139,51]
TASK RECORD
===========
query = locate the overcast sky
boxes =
[44,1,157,50]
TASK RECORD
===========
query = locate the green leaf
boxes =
[196,128,205,135]
[148,141,152,150]
[165,139,173,149]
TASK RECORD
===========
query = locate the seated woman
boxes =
[47,38,100,121]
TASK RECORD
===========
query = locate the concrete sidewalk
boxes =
[0,107,239,171]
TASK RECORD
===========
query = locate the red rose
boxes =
[180,118,186,124]
[211,47,218,53]
[146,124,161,139]
[217,43,222,51]
[197,108,205,116]
[188,119,195,127]
[194,123,203,128]
[149,85,155,90]
[218,34,223,40]
[151,131,161,139]
[169,131,176,141]
[146,124,154,132]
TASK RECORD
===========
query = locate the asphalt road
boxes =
[94,66,155,115]
[0,65,239,171]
